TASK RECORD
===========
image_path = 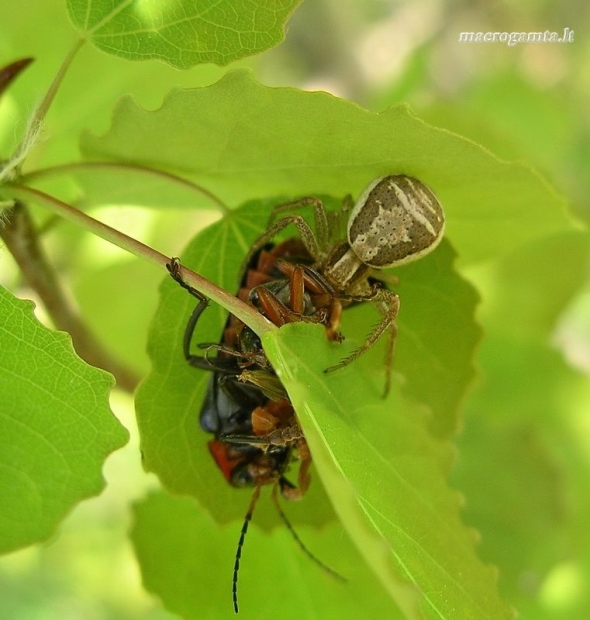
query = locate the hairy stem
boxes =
[1,39,85,183]
[20,39,85,155]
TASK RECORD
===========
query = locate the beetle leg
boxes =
[276,260,344,342]
[255,286,296,326]
[276,260,335,296]
[325,298,344,343]
[271,484,346,582]
[288,264,306,314]
[197,343,269,372]
[251,404,281,436]
[166,257,217,369]
[166,257,206,302]
[294,439,312,499]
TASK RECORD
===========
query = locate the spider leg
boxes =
[240,214,320,282]
[268,196,330,249]
[324,288,399,396]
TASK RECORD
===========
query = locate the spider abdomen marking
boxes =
[348,175,445,269]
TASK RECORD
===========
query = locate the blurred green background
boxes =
[1,0,589,618]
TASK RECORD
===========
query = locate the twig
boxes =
[0,202,140,391]
[21,161,230,214]
[3,184,275,338]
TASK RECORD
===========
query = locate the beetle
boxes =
[166,242,344,613]
[167,248,313,501]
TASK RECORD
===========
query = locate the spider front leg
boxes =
[324,287,399,397]
[327,194,354,243]
[240,214,321,281]
[268,196,330,249]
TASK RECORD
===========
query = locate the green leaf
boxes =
[386,240,481,437]
[81,69,574,265]
[136,197,490,618]
[131,491,402,620]
[263,322,513,620]
[67,0,302,68]
[0,287,128,554]
[0,0,229,174]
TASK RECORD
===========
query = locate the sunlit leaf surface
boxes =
[263,322,513,619]
[0,287,128,554]
[67,0,302,67]
[81,70,573,264]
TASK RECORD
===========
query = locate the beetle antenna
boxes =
[233,484,262,614]
[271,485,346,583]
